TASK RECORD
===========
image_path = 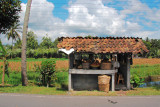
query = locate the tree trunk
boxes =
[21,0,32,86]
[11,38,13,59]
[42,75,45,86]
[1,57,6,86]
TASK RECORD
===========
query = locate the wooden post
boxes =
[126,55,131,90]
[111,73,115,91]
[68,53,74,91]
[68,72,72,91]
[69,53,74,69]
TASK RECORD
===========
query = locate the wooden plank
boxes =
[69,69,117,74]
[68,73,72,91]
[111,74,115,91]
[69,53,74,69]
[126,55,131,90]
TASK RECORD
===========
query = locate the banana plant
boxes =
[0,40,9,86]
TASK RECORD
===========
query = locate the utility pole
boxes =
[21,0,32,86]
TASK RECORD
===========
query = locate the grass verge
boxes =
[0,86,67,95]
[126,87,160,96]
[0,86,160,96]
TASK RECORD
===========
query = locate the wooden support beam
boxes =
[69,69,117,74]
[126,55,131,90]
[69,53,74,69]
[68,73,72,91]
[68,53,74,91]
[111,73,115,91]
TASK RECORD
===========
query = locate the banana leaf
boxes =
[0,40,7,57]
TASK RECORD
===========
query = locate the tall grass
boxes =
[55,71,68,85]
[130,64,160,78]
[0,69,68,86]
[0,71,40,86]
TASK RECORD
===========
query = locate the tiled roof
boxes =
[57,37,149,54]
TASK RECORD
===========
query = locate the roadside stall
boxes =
[57,37,148,91]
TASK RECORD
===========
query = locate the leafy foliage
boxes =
[5,22,21,42]
[0,0,21,34]
[0,40,9,85]
[6,48,67,59]
[35,60,56,87]
[55,71,68,89]
[40,35,53,49]
[0,40,7,57]
[5,22,21,58]
[4,60,9,77]
[14,39,22,49]
[142,38,160,58]
[130,74,144,87]
[52,38,59,48]
[27,31,38,49]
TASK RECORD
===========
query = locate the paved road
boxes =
[0,93,159,107]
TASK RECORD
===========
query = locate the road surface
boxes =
[0,93,159,107]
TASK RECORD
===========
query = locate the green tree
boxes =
[52,38,58,48]
[143,38,160,58]
[0,0,21,34]
[27,31,38,49]
[142,39,151,57]
[14,39,22,49]
[151,39,160,49]
[40,35,52,49]
[35,60,56,87]
[5,22,21,51]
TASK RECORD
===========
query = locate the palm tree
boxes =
[6,22,21,51]
[21,0,32,86]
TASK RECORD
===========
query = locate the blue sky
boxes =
[2,0,160,44]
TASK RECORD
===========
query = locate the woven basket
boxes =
[82,62,90,69]
[98,84,110,92]
[100,62,112,70]
[98,75,111,84]
[98,75,110,92]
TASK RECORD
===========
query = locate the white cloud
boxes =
[64,0,143,36]
[120,0,160,22]
[3,0,160,45]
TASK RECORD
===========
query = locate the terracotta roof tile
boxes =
[57,37,149,54]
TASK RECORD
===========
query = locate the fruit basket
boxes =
[101,59,112,70]
[82,62,90,69]
[101,62,112,70]
[90,60,100,69]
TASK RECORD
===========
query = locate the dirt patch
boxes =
[133,58,160,65]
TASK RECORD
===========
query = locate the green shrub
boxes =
[35,60,56,87]
[130,74,144,87]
